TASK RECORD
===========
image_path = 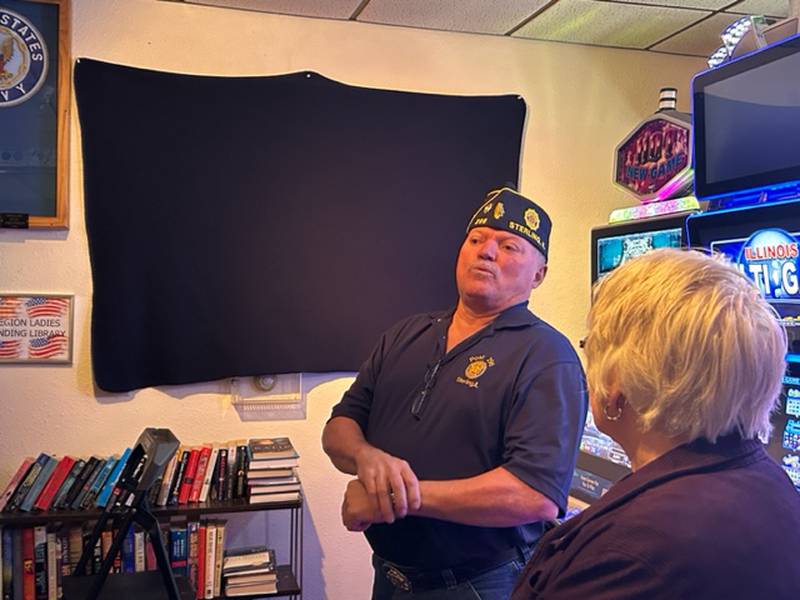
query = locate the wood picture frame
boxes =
[0,0,71,229]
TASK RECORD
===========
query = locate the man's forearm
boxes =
[412,467,558,527]
[321,416,371,475]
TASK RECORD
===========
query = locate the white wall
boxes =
[0,1,705,598]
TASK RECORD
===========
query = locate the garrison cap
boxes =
[466,187,552,261]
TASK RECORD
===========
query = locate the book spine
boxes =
[186,521,199,591]
[0,459,34,513]
[32,527,46,600]
[12,528,22,600]
[34,458,74,512]
[178,450,201,505]
[95,448,130,509]
[45,532,56,600]
[80,457,116,510]
[155,450,179,507]
[216,449,228,502]
[203,525,216,600]
[188,448,211,504]
[7,456,47,513]
[1,528,11,600]
[70,459,105,511]
[21,528,34,600]
[198,447,218,504]
[134,531,145,573]
[60,459,97,511]
[213,521,225,598]
[196,524,206,600]
[50,460,85,511]
[54,533,63,600]
[121,529,135,574]
[169,528,187,577]
[168,452,190,506]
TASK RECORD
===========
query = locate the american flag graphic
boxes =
[0,298,23,318]
[25,297,69,318]
[0,340,22,359]
[28,334,68,359]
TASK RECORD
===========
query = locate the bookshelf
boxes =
[0,496,304,599]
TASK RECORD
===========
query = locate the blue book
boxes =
[80,457,117,510]
[96,448,130,508]
[121,528,135,574]
[169,527,188,577]
[19,455,57,512]
[6,453,49,512]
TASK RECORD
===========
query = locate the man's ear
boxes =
[531,264,548,289]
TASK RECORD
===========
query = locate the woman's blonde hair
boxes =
[585,248,787,442]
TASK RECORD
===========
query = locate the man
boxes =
[322,187,587,599]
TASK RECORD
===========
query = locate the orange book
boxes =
[178,448,201,505]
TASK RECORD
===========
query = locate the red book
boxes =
[196,524,206,600]
[188,447,212,503]
[22,527,35,600]
[145,535,157,571]
[34,456,76,511]
[0,457,34,512]
[178,449,201,505]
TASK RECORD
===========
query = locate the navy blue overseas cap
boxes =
[466,187,552,261]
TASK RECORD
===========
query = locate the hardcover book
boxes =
[247,437,298,461]
[0,458,34,512]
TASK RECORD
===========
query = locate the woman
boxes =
[511,248,800,599]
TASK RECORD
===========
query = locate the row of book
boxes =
[0,518,249,600]
[0,437,302,513]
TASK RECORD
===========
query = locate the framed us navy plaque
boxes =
[0,0,70,229]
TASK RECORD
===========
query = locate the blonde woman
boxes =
[512,248,800,599]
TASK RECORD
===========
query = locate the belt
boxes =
[374,545,530,593]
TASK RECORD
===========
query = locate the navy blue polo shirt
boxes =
[330,301,587,568]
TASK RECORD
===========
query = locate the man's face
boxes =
[455,226,547,312]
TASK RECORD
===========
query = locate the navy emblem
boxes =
[0,8,48,108]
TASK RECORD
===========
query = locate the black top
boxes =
[331,302,587,568]
[512,433,800,599]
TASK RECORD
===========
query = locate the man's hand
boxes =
[341,479,381,531]
[354,445,421,524]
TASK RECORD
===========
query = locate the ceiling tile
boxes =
[357,0,552,35]
[185,0,364,20]
[610,0,731,9]
[728,0,790,17]
[512,0,709,49]
[651,12,741,56]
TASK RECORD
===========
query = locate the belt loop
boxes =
[442,568,458,589]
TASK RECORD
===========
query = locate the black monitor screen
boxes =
[693,34,800,200]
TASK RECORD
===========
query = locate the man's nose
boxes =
[477,240,497,260]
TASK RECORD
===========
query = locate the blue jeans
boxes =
[371,547,533,600]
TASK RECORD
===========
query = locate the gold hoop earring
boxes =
[603,403,623,421]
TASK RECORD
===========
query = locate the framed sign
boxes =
[0,0,70,229]
[0,294,73,363]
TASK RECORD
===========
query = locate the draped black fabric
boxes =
[74,59,526,392]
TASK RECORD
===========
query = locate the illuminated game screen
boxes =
[575,214,690,503]
[597,227,683,280]
[688,200,800,491]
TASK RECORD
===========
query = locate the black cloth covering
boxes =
[74,59,526,392]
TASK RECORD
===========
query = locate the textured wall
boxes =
[0,1,705,598]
